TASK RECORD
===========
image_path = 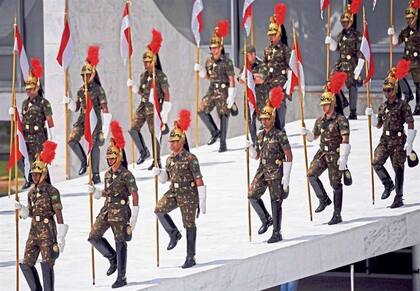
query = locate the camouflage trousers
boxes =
[23,131,47,161]
[308,150,342,188]
[411,65,420,83]
[89,212,131,242]
[373,139,406,170]
[198,90,230,116]
[248,168,284,201]
[154,187,199,228]
[69,124,104,146]
[24,219,58,268]
[131,102,155,134]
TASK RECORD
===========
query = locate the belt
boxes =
[261,158,283,166]
[33,215,53,224]
[320,145,340,152]
[171,181,196,189]
[106,197,128,205]
[24,124,44,132]
[210,83,228,89]
[384,130,403,137]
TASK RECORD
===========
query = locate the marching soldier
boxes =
[246,88,293,243]
[64,46,111,184]
[389,0,420,115]
[366,60,416,208]
[194,20,236,152]
[264,3,291,130]
[15,141,69,291]
[153,110,206,268]
[87,120,139,288]
[301,72,351,225]
[325,3,362,120]
[9,58,56,189]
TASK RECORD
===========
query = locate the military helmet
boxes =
[210,20,229,49]
[107,120,125,163]
[267,3,286,37]
[341,4,354,24]
[320,89,336,106]
[30,141,57,174]
[383,68,398,95]
[169,110,191,142]
[321,71,348,106]
[81,46,99,76]
[408,150,419,168]
[260,87,284,120]
[383,59,411,96]
[143,49,155,63]
[405,0,419,20]
[30,155,47,174]
[267,16,281,37]
[25,58,43,90]
[144,29,162,65]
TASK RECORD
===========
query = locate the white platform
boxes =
[1,117,419,291]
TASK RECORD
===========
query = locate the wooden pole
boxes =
[389,0,394,69]
[363,7,375,205]
[326,4,331,80]
[250,9,255,46]
[293,24,313,221]
[195,46,200,147]
[127,0,135,166]
[152,65,160,267]
[64,0,70,180]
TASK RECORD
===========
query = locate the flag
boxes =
[320,0,330,19]
[149,82,163,141]
[286,38,305,98]
[120,2,133,65]
[191,0,204,46]
[7,111,30,180]
[84,95,97,154]
[359,23,375,83]
[245,63,257,116]
[242,0,255,37]
[56,17,74,69]
[14,26,29,81]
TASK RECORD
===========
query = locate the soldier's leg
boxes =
[109,222,129,288]
[198,95,220,145]
[249,111,257,144]
[327,159,344,225]
[275,102,287,131]
[178,192,198,268]
[414,82,420,115]
[40,261,54,291]
[389,145,406,208]
[155,192,182,250]
[129,108,151,164]
[18,159,32,189]
[248,171,272,234]
[267,180,283,243]
[68,126,87,175]
[399,77,414,103]
[21,238,43,291]
[308,153,331,212]
[91,145,101,184]
[348,85,358,120]
[146,112,162,170]
[216,94,231,152]
[372,143,394,199]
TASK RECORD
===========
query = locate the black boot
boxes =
[199,112,220,145]
[88,237,117,276]
[267,200,282,243]
[249,111,257,145]
[309,176,332,213]
[182,227,197,269]
[328,185,343,225]
[348,110,357,120]
[129,129,151,165]
[157,213,182,250]
[414,83,420,115]
[148,159,161,171]
[20,263,43,291]
[112,242,127,288]
[92,173,101,185]
[400,77,414,103]
[69,140,87,175]
[414,105,420,116]
[249,198,273,234]
[91,146,100,183]
[40,262,54,291]
[218,115,229,152]
[348,86,358,120]
[373,164,395,199]
[390,167,404,209]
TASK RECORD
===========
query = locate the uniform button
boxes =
[414,52,418,57]
[281,70,286,75]
[346,55,351,60]
[34,125,39,131]
[43,218,49,224]
[269,68,274,73]
[120,200,126,205]
[142,84,146,88]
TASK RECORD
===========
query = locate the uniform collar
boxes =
[171,148,185,158]
[28,95,41,104]
[323,112,337,121]
[385,97,400,106]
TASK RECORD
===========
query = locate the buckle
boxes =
[35,216,41,222]
[34,125,39,131]
[262,159,267,165]
[398,132,402,137]
[191,182,195,187]
[214,83,219,88]
[386,130,390,136]
[324,146,329,151]
[25,124,30,130]
[174,183,179,189]
[275,159,282,165]
[221,84,226,89]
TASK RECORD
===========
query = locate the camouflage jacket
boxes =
[166,149,202,189]
[240,58,270,112]
[28,183,62,219]
[205,54,235,94]
[399,26,420,65]
[313,113,350,153]
[263,42,291,88]
[255,127,291,180]
[138,69,169,104]
[335,28,362,74]
[21,95,52,140]
[99,165,138,222]
[75,82,107,128]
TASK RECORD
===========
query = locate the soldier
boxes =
[264,3,291,130]
[9,58,56,189]
[389,0,420,114]
[239,45,269,144]
[64,46,111,184]
[301,72,351,225]
[194,20,236,152]
[87,120,139,288]
[246,88,293,243]
[325,3,362,120]
[14,141,69,291]
[127,31,171,168]
[366,60,416,208]
[153,110,206,268]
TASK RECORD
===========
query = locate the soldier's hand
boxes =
[365,107,373,116]
[152,167,161,176]
[325,35,332,44]
[282,161,293,192]
[193,63,202,72]
[300,127,314,142]
[387,27,395,36]
[194,63,206,78]
[227,87,236,109]
[63,96,77,112]
[338,144,351,171]
[57,224,69,253]
[153,167,169,183]
[14,201,29,219]
[88,184,102,199]
[8,107,15,116]
[325,35,337,51]
[127,78,133,87]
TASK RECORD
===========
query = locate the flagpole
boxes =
[389,0,393,69]
[152,65,160,267]
[84,72,96,285]
[64,0,70,180]
[325,3,331,80]
[126,0,135,166]
[195,46,200,147]
[250,10,255,46]
[293,23,313,221]
[363,7,375,205]
[8,18,17,197]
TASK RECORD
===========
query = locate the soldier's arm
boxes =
[160,72,171,101]
[284,148,293,162]
[312,121,321,141]
[341,134,349,144]
[131,192,139,207]
[195,178,204,187]
[127,172,139,207]
[376,105,384,129]
[55,209,64,224]
[339,116,350,143]
[280,132,293,162]
[403,102,415,130]
[43,100,54,128]
[227,60,235,87]
[51,188,64,223]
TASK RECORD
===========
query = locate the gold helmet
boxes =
[405,0,419,20]
[30,141,57,174]
[144,29,162,64]
[341,0,361,25]
[383,59,411,96]
[260,87,284,120]
[143,49,155,63]
[210,20,229,48]
[320,72,347,106]
[267,3,286,37]
[168,110,191,142]
[106,120,125,162]
[81,46,99,76]
[25,58,43,90]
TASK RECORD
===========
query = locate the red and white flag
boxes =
[320,0,330,19]
[242,0,255,37]
[7,110,30,180]
[245,63,257,116]
[14,26,29,81]
[286,38,305,98]
[56,17,74,69]
[84,96,97,154]
[149,83,163,141]
[355,23,375,83]
[120,2,133,65]
[191,0,204,46]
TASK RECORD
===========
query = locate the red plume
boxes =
[177,110,191,132]
[86,45,100,66]
[110,120,125,150]
[216,19,229,38]
[395,59,411,80]
[31,58,43,78]
[329,72,348,94]
[350,0,362,14]
[40,141,57,165]
[412,0,420,9]
[269,87,285,109]
[148,29,163,54]
[274,3,287,25]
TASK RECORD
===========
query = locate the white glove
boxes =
[282,161,292,192]
[227,87,236,109]
[127,79,139,94]
[338,143,351,171]
[388,27,398,45]
[130,206,139,231]
[354,58,364,80]
[15,201,29,219]
[88,184,102,199]
[57,224,69,253]
[160,101,172,124]
[194,63,206,78]
[152,167,169,184]
[246,140,258,159]
[8,107,15,116]
[102,112,113,140]
[387,27,395,36]
[325,35,337,51]
[365,107,378,127]
[198,185,207,214]
[127,78,133,87]
[240,68,246,82]
[405,129,417,156]
[63,96,77,112]
[301,127,314,142]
